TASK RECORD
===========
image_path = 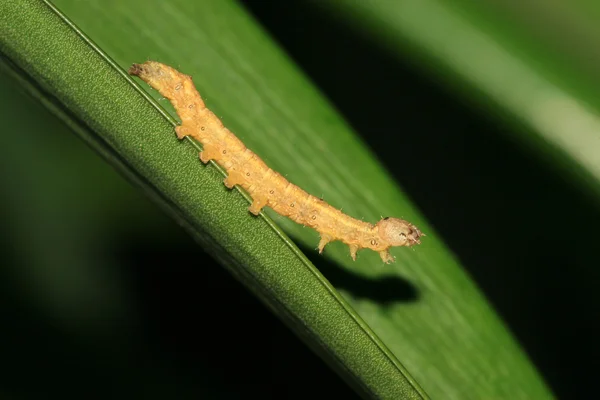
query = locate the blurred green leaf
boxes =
[0,0,555,399]
[317,0,600,199]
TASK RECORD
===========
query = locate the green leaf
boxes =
[0,0,554,399]
[317,0,600,198]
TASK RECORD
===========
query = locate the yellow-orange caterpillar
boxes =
[129,61,423,263]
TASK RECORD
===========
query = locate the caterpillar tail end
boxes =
[128,63,144,77]
[128,61,166,80]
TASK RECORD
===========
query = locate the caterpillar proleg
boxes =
[129,61,423,263]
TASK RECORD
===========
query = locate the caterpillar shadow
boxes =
[298,243,420,305]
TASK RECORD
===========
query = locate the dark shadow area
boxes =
[0,230,360,399]
[115,232,361,400]
[299,243,419,305]
[239,1,600,398]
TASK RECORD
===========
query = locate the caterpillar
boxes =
[129,61,423,263]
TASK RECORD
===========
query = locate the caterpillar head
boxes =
[376,217,423,247]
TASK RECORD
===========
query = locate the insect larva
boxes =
[129,61,423,263]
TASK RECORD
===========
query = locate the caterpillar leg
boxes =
[224,170,246,189]
[198,145,220,164]
[248,195,267,215]
[379,250,395,264]
[175,125,191,139]
[349,245,359,261]
[317,234,332,254]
